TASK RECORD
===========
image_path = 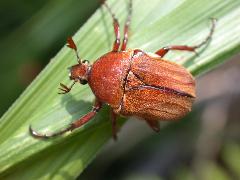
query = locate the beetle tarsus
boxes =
[30,100,102,139]
[121,0,132,51]
[155,18,217,58]
[192,18,216,49]
[103,0,121,51]
[29,125,73,139]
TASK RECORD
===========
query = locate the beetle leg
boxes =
[29,100,102,139]
[121,0,132,51]
[67,37,82,64]
[155,18,216,58]
[111,109,118,140]
[145,119,160,133]
[103,1,120,51]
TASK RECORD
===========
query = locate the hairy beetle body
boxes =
[89,49,195,122]
[88,50,133,109]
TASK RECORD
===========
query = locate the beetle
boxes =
[30,0,216,140]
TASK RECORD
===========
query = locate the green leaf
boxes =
[1,0,240,179]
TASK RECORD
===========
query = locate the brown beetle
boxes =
[30,0,216,139]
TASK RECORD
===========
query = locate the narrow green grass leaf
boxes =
[0,0,240,179]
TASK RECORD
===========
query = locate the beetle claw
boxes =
[29,125,50,139]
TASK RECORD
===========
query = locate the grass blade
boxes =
[0,0,240,179]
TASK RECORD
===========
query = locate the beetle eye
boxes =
[82,60,89,65]
[80,79,88,85]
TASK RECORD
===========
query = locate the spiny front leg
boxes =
[29,100,102,139]
[155,18,216,58]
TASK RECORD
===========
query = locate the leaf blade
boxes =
[1,0,240,179]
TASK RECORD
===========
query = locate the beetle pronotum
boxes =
[30,0,216,140]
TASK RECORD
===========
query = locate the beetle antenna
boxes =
[193,18,217,49]
[67,37,82,64]
[58,81,76,94]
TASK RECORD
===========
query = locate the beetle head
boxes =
[68,60,90,85]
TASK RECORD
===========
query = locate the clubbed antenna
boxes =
[67,37,82,64]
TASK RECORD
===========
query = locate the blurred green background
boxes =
[0,0,100,116]
[0,0,240,179]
